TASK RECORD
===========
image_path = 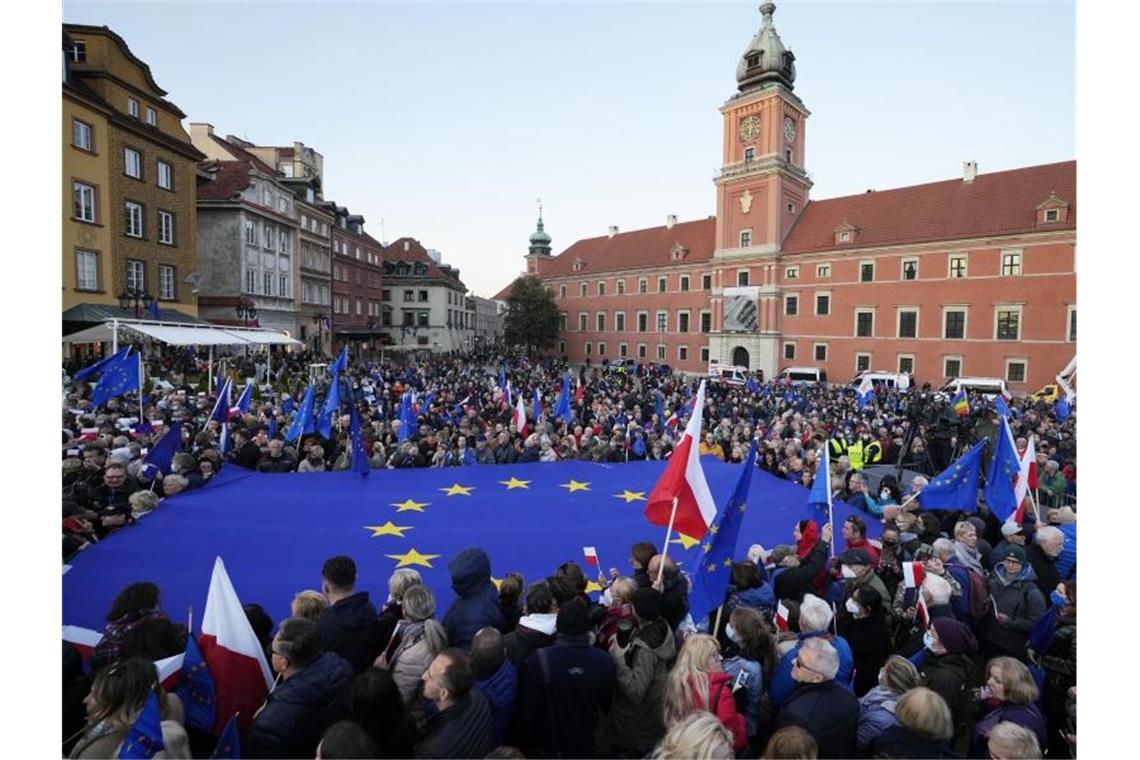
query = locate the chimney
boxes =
[403,240,410,252]
[666,214,677,229]
[963,160,978,183]
[608,225,619,238]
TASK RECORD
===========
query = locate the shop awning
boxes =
[61,319,300,346]
[216,328,301,346]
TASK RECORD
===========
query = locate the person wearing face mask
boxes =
[855,655,921,756]
[837,587,892,697]
[1030,580,1075,759]
[919,617,978,737]
[877,522,904,599]
[837,548,890,610]
[720,607,779,752]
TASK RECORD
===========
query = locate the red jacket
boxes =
[689,671,748,752]
[845,536,882,569]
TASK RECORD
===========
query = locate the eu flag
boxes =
[175,633,217,733]
[806,441,833,525]
[267,415,278,439]
[329,346,348,375]
[316,379,340,440]
[995,395,1012,419]
[917,440,985,511]
[1055,396,1072,422]
[284,384,316,442]
[281,396,295,416]
[397,393,415,443]
[235,383,253,415]
[533,388,542,420]
[147,299,162,321]
[654,392,665,427]
[350,406,370,477]
[74,346,132,382]
[118,689,165,758]
[555,375,573,425]
[90,349,141,408]
[984,418,1022,521]
[144,421,183,476]
[209,380,233,424]
[210,713,241,759]
[689,440,758,627]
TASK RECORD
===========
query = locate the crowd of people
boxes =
[61,348,1077,758]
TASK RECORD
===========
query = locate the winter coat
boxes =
[921,652,974,731]
[246,651,353,759]
[503,613,556,668]
[414,690,495,759]
[516,633,616,758]
[375,599,403,659]
[442,548,504,648]
[69,720,191,759]
[773,536,830,602]
[90,609,187,676]
[660,569,690,630]
[981,564,1047,656]
[1055,523,1076,580]
[839,609,892,697]
[722,653,763,739]
[389,621,439,706]
[596,602,637,650]
[317,591,383,674]
[770,631,855,707]
[970,701,1047,759]
[475,659,517,748]
[867,724,961,758]
[682,670,748,753]
[773,679,859,759]
[256,452,297,473]
[857,685,903,756]
[1026,543,1061,598]
[607,619,676,754]
[726,582,776,619]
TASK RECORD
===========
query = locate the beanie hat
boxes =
[1001,544,1028,564]
[967,516,987,535]
[632,587,663,622]
[931,617,978,655]
[556,597,592,636]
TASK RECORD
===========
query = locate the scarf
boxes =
[953,540,985,575]
[796,520,820,560]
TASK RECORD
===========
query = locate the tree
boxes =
[503,275,561,353]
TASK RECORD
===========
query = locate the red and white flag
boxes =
[582,547,599,566]
[155,651,186,690]
[575,378,584,404]
[200,557,274,735]
[1014,436,1037,506]
[902,561,925,589]
[62,625,103,662]
[644,380,716,540]
[512,395,527,436]
[916,595,931,630]
[774,601,790,632]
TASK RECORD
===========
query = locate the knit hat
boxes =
[966,516,987,535]
[556,597,592,636]
[632,587,663,622]
[931,618,978,655]
[1000,544,1027,564]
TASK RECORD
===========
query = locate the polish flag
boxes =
[582,547,599,566]
[575,378,584,404]
[200,557,274,736]
[644,380,716,540]
[511,395,527,436]
[916,595,931,630]
[1014,436,1038,505]
[155,651,186,690]
[62,625,103,663]
[902,561,925,589]
[78,428,100,442]
[773,601,790,632]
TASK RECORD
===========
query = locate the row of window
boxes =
[298,214,330,238]
[243,219,293,255]
[573,341,695,363]
[333,239,381,265]
[780,342,1029,384]
[567,309,712,335]
[560,272,713,299]
[72,182,177,247]
[117,143,176,191]
[244,269,292,299]
[107,258,178,299]
[300,281,331,307]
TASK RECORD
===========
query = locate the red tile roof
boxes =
[492,280,517,301]
[209,134,278,176]
[781,160,1075,254]
[537,218,717,280]
[384,237,463,285]
[196,160,252,201]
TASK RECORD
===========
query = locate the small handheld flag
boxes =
[902,561,925,589]
[951,389,969,417]
[210,713,241,759]
[774,600,790,632]
[118,690,165,759]
[917,440,986,511]
[582,546,599,566]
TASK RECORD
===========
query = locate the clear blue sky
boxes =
[61,1,1075,298]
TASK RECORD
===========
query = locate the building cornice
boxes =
[780,228,1076,262]
[720,84,810,117]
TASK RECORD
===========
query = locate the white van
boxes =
[849,371,911,392]
[780,366,828,385]
[708,360,749,386]
[940,376,1010,399]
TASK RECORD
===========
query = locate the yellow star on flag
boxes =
[702,542,713,553]
[385,548,442,568]
[498,477,531,490]
[670,533,701,550]
[585,580,604,594]
[560,480,591,492]
[723,557,734,567]
[615,490,647,503]
[491,576,503,591]
[364,522,414,538]
[440,483,475,496]
[390,499,429,512]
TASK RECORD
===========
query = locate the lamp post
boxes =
[367,317,377,358]
[117,288,155,319]
[311,314,325,356]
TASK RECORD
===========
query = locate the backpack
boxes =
[965,569,991,623]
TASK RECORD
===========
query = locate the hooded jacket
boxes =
[503,612,557,668]
[246,651,353,759]
[982,564,1046,655]
[607,619,676,753]
[317,591,383,674]
[856,685,903,756]
[443,548,504,648]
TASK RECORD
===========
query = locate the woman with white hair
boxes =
[952,520,986,575]
[650,711,735,760]
[376,568,423,657]
[768,593,855,707]
[987,721,1043,759]
[375,584,447,718]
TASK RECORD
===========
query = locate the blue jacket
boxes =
[1055,523,1076,580]
[443,548,504,648]
[943,560,973,624]
[857,685,901,756]
[770,631,855,707]
[475,659,517,748]
[246,651,353,759]
[722,655,763,737]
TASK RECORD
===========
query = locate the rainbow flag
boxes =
[951,389,969,416]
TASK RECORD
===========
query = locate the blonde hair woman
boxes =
[866,687,955,757]
[651,711,735,759]
[662,634,746,753]
[969,657,1047,757]
[291,590,328,622]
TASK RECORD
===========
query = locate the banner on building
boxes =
[723,287,761,332]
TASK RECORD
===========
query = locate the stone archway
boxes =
[732,346,750,368]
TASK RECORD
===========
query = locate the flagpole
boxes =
[1029,488,1042,524]
[657,496,679,586]
[713,605,725,638]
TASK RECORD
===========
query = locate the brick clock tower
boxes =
[709,2,810,377]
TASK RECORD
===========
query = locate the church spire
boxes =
[736,2,797,93]
[528,197,552,256]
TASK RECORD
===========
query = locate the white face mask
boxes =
[844,598,862,615]
[841,565,857,579]
[880,489,891,500]
[725,623,737,643]
[923,631,937,651]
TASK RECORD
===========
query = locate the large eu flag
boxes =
[90,348,141,407]
[917,440,985,511]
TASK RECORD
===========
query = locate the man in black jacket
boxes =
[503,581,557,668]
[772,637,859,759]
[317,556,383,673]
[415,648,494,759]
[646,554,688,630]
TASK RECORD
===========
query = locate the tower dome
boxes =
[736,2,796,93]
[528,203,552,256]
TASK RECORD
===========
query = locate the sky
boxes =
[59,0,1075,299]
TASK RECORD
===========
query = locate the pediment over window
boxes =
[671,242,690,261]
[571,258,587,272]
[1036,191,1072,225]
[833,219,860,245]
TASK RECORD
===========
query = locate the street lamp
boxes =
[117,288,155,319]
[311,314,325,356]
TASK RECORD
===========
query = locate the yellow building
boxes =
[62,24,205,335]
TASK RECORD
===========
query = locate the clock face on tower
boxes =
[739,115,761,142]
[783,116,796,143]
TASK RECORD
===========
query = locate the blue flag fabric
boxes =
[74,346,132,382]
[267,415,278,439]
[995,395,1012,419]
[420,391,435,419]
[807,442,832,525]
[555,375,573,425]
[1028,604,1062,654]
[317,380,341,440]
[144,422,182,476]
[917,440,986,511]
[329,346,348,375]
[281,396,295,416]
[209,380,233,424]
[1055,396,1072,422]
[235,384,253,415]
[984,419,1022,522]
[210,714,241,759]
[689,440,759,627]
[398,393,415,443]
[175,633,217,733]
[745,376,759,395]
[147,299,162,321]
[350,406,370,477]
[118,689,165,759]
[284,384,316,443]
[91,349,141,408]
[533,389,542,420]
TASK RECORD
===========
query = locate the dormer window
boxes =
[747,53,760,67]
[671,242,690,261]
[840,231,850,242]
[1036,192,1072,225]
[1044,209,1059,222]
[834,220,860,245]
